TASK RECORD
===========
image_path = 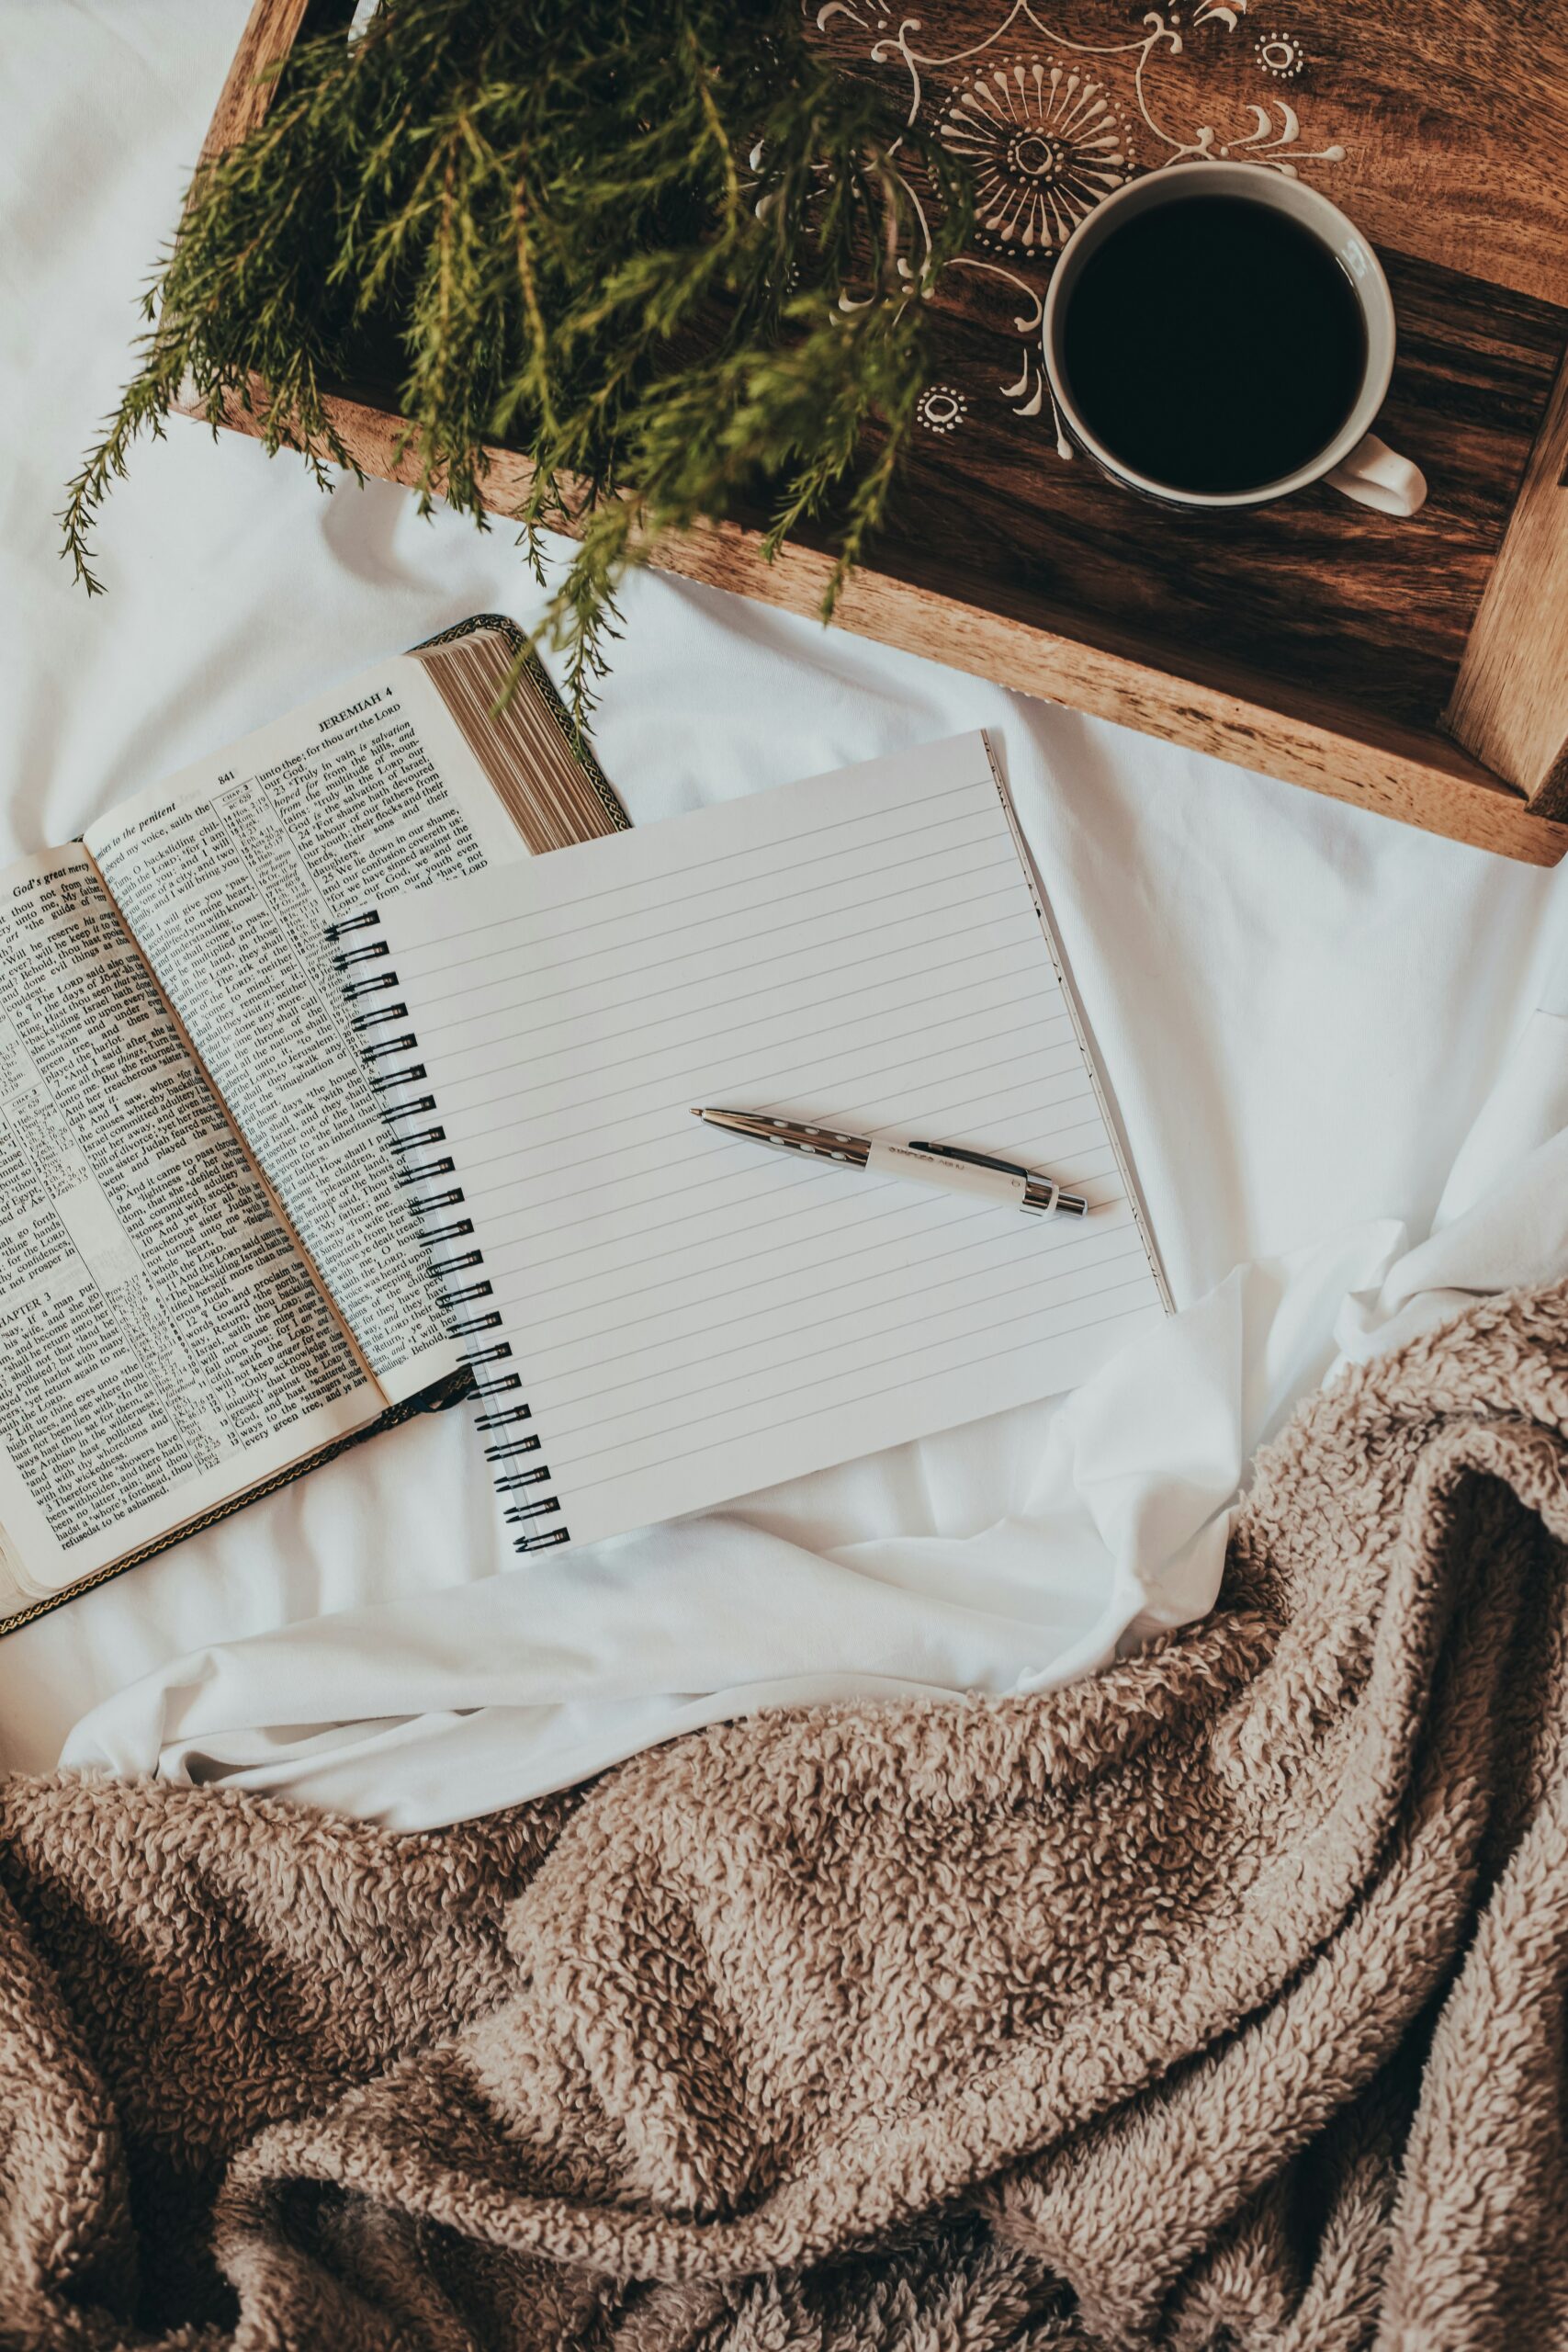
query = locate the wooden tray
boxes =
[195,0,1568,864]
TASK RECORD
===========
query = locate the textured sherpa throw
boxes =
[5,1286,1568,2352]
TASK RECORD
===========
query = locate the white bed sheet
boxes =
[3,2,1565,1822]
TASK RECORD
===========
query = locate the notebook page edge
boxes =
[976,729,1174,1317]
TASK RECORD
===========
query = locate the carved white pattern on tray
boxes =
[916,381,971,433]
[937,61,1138,254]
[1255,29,1309,79]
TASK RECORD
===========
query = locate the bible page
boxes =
[0,850,374,1598]
[85,656,529,1404]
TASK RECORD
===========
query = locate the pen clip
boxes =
[905,1140,1032,1181]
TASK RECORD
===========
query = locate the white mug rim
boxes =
[1040,161,1396,510]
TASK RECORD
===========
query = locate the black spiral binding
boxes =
[326,907,570,1554]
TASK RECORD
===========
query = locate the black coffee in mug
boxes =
[1060,194,1368,497]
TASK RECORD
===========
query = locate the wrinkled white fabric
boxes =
[58,991,1568,1826]
[5,3,1567,1823]
[54,1226,1394,1823]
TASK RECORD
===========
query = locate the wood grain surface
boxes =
[197,0,349,164]
[815,1,1568,309]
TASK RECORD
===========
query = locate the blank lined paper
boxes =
[374,734,1168,1550]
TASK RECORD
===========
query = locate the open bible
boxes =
[0,617,624,1631]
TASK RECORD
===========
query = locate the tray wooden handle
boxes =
[1448,356,1568,820]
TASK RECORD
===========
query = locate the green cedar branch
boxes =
[62,0,973,721]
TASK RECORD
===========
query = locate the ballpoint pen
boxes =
[691,1107,1089,1218]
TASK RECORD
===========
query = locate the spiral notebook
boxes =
[348,732,1168,1553]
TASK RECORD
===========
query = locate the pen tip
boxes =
[690,1106,704,1117]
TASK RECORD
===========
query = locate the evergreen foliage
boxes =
[63,0,972,715]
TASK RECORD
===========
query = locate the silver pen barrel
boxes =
[693,1108,872,1167]
[1022,1175,1089,1216]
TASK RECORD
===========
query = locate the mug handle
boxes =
[1325,432,1427,518]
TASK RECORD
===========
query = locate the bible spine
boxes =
[327,909,570,1553]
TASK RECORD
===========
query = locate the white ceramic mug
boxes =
[1042,161,1427,518]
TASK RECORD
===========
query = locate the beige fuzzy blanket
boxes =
[4,1285,1568,2351]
